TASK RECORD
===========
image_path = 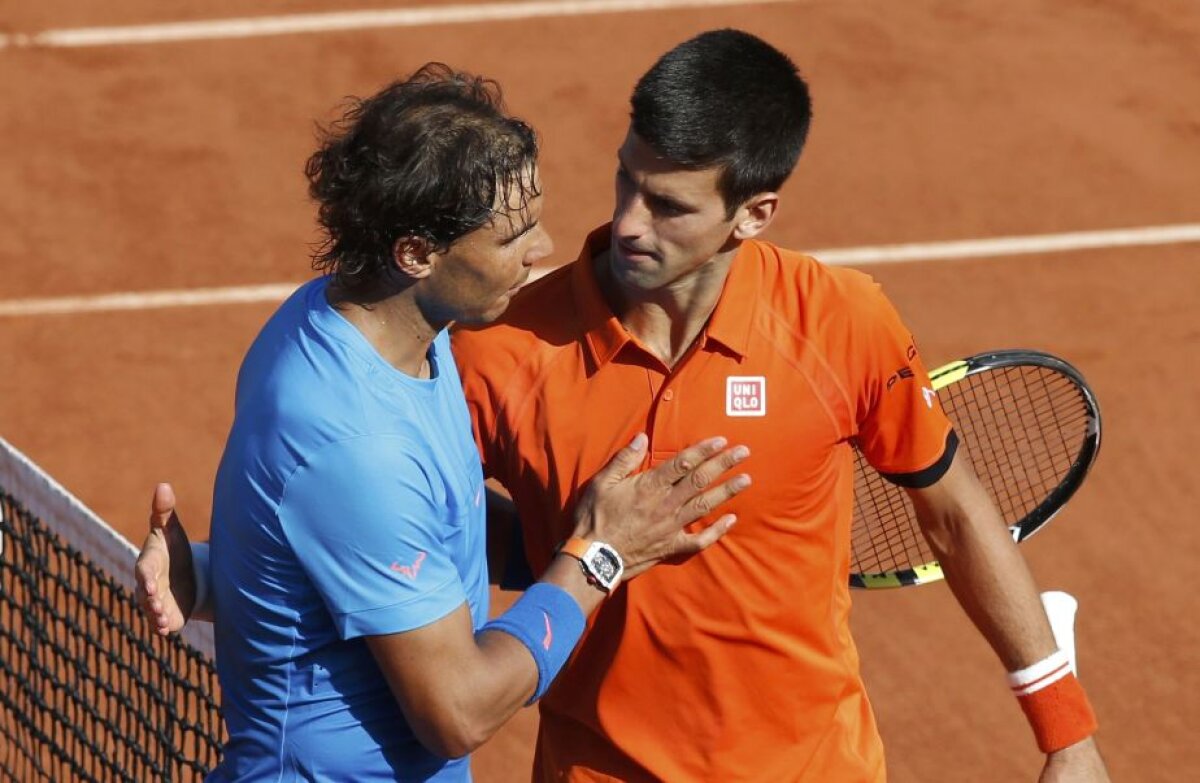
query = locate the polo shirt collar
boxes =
[573,225,631,368]
[702,240,762,359]
[572,225,764,367]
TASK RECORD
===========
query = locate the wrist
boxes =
[1009,651,1098,753]
[1047,735,1097,757]
[190,542,210,619]
[558,537,624,594]
[481,582,587,704]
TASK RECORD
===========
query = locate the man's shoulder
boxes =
[750,239,882,314]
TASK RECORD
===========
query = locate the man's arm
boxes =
[907,452,1109,781]
[134,434,750,758]
[137,485,528,630]
[366,434,748,757]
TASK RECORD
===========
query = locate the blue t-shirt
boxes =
[208,278,489,781]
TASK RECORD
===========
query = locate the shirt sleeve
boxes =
[278,435,468,639]
[851,281,957,488]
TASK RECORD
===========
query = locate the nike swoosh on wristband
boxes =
[542,612,552,650]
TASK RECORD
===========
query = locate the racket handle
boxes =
[1040,591,1078,675]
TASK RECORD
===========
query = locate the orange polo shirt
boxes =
[453,226,955,782]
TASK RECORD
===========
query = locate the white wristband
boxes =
[191,542,211,618]
[1007,649,1072,697]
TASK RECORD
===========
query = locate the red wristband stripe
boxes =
[1016,672,1098,753]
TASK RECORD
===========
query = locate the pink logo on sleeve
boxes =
[390,551,427,579]
[542,612,553,650]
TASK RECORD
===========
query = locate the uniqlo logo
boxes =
[726,376,766,417]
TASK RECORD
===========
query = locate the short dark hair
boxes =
[631,29,812,215]
[305,63,539,293]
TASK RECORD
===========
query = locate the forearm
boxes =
[919,498,1057,669]
[449,555,605,748]
[405,625,540,757]
[911,457,1101,764]
[371,554,601,758]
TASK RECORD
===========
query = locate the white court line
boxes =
[811,222,1200,265]
[0,0,794,49]
[0,284,302,317]
[1,223,1198,317]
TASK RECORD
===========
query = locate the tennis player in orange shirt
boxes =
[139,30,1108,782]
[451,29,1108,783]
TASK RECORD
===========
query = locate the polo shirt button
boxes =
[663,389,675,401]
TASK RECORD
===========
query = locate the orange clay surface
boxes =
[2,1,1198,780]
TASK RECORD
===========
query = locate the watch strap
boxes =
[559,536,592,561]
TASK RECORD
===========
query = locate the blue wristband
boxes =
[480,582,586,703]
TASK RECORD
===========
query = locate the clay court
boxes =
[1,0,1197,779]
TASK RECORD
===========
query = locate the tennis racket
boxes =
[850,350,1101,589]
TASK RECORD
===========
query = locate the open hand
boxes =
[133,483,195,635]
[572,434,750,579]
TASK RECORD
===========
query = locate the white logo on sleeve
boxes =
[922,387,937,408]
[726,376,766,417]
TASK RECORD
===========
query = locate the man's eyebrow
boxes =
[616,151,698,213]
[648,192,694,212]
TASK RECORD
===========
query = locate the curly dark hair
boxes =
[631,29,811,216]
[305,63,539,293]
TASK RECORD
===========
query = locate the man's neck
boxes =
[326,282,438,378]
[596,248,736,369]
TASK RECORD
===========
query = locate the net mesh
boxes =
[0,437,223,781]
[850,362,1091,579]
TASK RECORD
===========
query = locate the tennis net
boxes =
[0,436,223,781]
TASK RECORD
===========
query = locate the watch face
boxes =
[591,549,620,582]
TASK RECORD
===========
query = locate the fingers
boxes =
[666,443,750,502]
[650,437,732,487]
[135,532,164,596]
[141,593,172,636]
[150,482,177,530]
[591,433,649,485]
[673,513,738,556]
[676,472,752,525]
[135,577,174,636]
[134,529,179,636]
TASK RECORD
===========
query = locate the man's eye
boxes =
[503,223,535,245]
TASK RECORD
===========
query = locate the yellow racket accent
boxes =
[929,359,969,390]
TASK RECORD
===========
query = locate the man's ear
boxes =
[392,236,435,281]
[731,192,779,240]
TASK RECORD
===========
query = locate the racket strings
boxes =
[851,364,1092,579]
[967,368,1087,524]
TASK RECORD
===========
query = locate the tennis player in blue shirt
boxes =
[137,64,750,781]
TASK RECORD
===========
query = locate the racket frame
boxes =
[849,349,1102,590]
